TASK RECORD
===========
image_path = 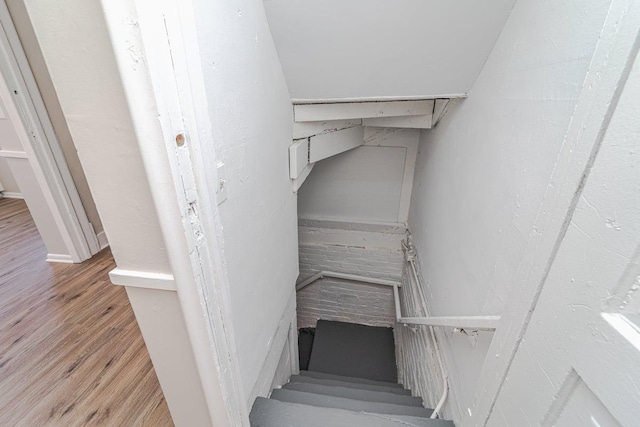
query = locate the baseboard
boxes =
[46,253,74,263]
[1,191,24,199]
[97,231,109,250]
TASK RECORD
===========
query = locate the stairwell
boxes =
[250,320,454,426]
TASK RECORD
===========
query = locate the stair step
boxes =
[309,320,397,382]
[290,375,411,395]
[282,382,424,407]
[299,370,404,389]
[250,398,454,427]
[271,389,435,418]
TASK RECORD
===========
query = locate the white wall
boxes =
[406,0,613,423]
[299,128,419,224]
[263,0,516,102]
[6,0,103,236]
[192,0,299,402]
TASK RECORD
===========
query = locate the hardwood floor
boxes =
[0,198,173,426]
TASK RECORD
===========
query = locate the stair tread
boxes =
[271,388,435,418]
[300,370,404,388]
[308,320,397,383]
[282,382,424,407]
[250,398,454,427]
[290,375,411,395]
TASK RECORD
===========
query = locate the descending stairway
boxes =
[250,320,454,426]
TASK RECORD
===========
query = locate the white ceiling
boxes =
[263,0,517,102]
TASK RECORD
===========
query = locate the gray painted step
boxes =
[271,388,435,418]
[309,320,397,382]
[299,369,404,389]
[289,375,412,395]
[250,398,454,427]
[282,382,424,407]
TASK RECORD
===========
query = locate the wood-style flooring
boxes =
[0,198,173,426]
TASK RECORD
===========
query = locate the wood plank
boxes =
[0,198,173,426]
[293,120,362,139]
[309,126,364,163]
[432,99,450,126]
[363,114,433,129]
[294,100,434,122]
[289,138,309,179]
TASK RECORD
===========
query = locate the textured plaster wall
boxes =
[405,0,613,423]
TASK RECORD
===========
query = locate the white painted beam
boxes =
[292,162,314,192]
[293,119,361,139]
[363,114,433,129]
[432,98,450,127]
[294,100,434,122]
[309,125,364,163]
[289,138,309,179]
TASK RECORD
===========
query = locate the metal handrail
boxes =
[295,270,500,330]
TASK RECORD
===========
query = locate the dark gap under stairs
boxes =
[250,319,454,426]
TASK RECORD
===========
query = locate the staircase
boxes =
[250,320,454,426]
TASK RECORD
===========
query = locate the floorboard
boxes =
[0,198,173,426]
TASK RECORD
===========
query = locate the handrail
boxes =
[295,270,499,330]
[295,261,501,420]
[296,271,401,291]
[399,315,500,330]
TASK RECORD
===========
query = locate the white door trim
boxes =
[467,1,640,426]
[0,0,99,261]
[100,0,248,425]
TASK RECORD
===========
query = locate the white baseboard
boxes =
[97,231,109,250]
[46,253,74,263]
[1,191,24,199]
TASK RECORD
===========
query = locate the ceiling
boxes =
[263,0,517,103]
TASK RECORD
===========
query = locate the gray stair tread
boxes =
[299,370,403,389]
[271,388,434,418]
[282,382,423,407]
[290,375,411,395]
[250,398,454,427]
[308,320,397,383]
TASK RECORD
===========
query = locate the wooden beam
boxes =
[309,126,364,163]
[432,99,451,127]
[363,114,433,129]
[293,119,362,139]
[294,100,434,122]
[289,138,309,179]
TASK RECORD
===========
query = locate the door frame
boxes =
[467,1,640,426]
[0,0,100,262]
[100,0,249,424]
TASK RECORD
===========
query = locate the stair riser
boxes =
[290,375,412,395]
[282,382,424,407]
[270,389,434,418]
